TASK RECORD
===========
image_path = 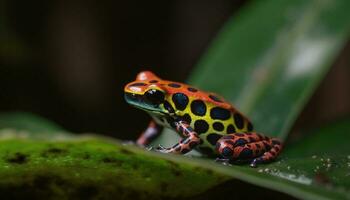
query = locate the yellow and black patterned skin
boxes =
[124,71,282,167]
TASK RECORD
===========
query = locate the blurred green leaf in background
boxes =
[190,0,350,140]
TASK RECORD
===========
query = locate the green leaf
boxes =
[191,0,350,140]
[157,0,350,145]
[235,118,350,200]
[156,119,350,200]
[0,112,72,139]
[0,112,64,132]
[0,113,349,199]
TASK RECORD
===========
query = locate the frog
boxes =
[124,71,282,167]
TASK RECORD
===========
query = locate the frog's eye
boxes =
[144,89,165,106]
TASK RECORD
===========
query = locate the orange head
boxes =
[124,71,168,114]
[124,71,163,95]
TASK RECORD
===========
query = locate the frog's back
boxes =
[160,80,254,153]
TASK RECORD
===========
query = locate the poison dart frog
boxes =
[124,71,283,167]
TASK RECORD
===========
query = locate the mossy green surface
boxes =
[0,136,227,199]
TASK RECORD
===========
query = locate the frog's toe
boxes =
[147,145,164,152]
[146,146,154,151]
[156,144,165,150]
[250,159,258,168]
[155,144,171,153]
[249,158,263,168]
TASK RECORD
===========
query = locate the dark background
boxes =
[1,0,349,140]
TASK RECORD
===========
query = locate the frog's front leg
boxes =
[157,120,201,154]
[136,121,163,147]
[215,132,282,167]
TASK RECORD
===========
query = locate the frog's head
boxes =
[124,71,169,115]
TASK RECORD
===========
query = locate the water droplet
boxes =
[312,155,317,159]
[289,174,296,179]
[269,172,312,184]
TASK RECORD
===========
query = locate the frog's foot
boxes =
[154,144,172,153]
[146,146,154,151]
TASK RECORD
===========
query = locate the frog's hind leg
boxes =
[249,138,282,167]
[215,133,282,167]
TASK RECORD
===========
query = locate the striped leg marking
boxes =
[249,138,282,167]
[157,120,201,154]
[215,132,283,167]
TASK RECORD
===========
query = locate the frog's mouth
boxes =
[124,92,165,114]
